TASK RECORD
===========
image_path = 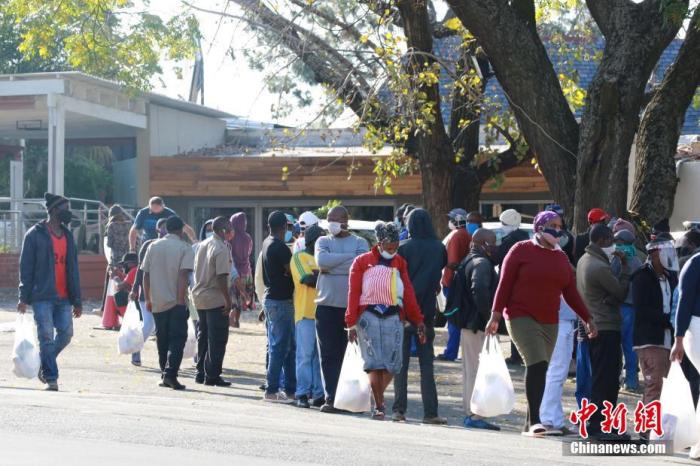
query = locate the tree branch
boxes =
[476,145,531,183]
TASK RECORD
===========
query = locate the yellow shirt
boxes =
[290,251,318,323]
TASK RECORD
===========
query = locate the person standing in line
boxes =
[100,204,131,320]
[141,216,194,390]
[573,208,610,265]
[346,222,425,420]
[497,208,529,366]
[576,224,630,441]
[393,208,447,424]
[459,228,501,431]
[18,193,82,391]
[192,216,234,387]
[261,211,297,403]
[229,212,254,328]
[290,224,326,408]
[129,196,196,252]
[485,211,595,437]
[315,206,369,413]
[438,208,471,362]
[129,218,167,367]
[293,211,320,253]
[466,211,483,237]
[632,237,678,422]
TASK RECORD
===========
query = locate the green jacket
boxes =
[576,244,630,332]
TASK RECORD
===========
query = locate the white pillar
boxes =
[47,93,65,195]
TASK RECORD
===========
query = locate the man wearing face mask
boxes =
[439,208,472,362]
[458,228,501,431]
[497,209,529,266]
[631,238,678,428]
[18,192,82,391]
[315,206,369,413]
[192,216,234,387]
[576,224,631,441]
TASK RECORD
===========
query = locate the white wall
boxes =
[670,161,700,230]
[148,104,224,156]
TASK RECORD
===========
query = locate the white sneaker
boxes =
[263,391,293,404]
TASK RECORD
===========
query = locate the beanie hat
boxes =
[44,192,69,212]
[612,219,635,235]
[165,216,185,232]
[499,209,521,227]
[268,211,288,229]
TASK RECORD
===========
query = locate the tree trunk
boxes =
[629,9,700,226]
[572,0,687,231]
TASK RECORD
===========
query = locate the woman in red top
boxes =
[347,222,426,419]
[486,211,597,437]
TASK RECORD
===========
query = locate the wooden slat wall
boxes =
[150,156,549,198]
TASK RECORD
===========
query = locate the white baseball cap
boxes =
[499,209,521,227]
[299,211,319,228]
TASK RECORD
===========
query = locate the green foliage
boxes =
[4,0,200,90]
[314,199,342,219]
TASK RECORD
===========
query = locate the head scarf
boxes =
[199,219,214,241]
[533,211,560,233]
[230,212,253,276]
[375,221,400,243]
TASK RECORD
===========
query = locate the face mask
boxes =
[616,244,636,260]
[328,222,343,236]
[205,232,213,239]
[467,223,479,236]
[380,249,396,260]
[543,228,563,238]
[158,227,167,238]
[601,245,616,259]
[501,224,516,235]
[284,231,293,243]
[448,221,456,231]
[559,234,569,249]
[57,209,72,225]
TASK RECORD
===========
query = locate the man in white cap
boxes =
[293,211,320,253]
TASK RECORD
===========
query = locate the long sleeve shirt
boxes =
[314,234,369,308]
[675,254,700,337]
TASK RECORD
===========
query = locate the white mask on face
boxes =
[380,250,396,260]
[601,245,616,260]
[328,221,343,236]
[501,224,516,235]
[448,221,456,231]
[205,232,213,239]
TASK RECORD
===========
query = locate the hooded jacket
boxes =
[19,220,82,307]
[397,209,447,323]
[230,212,253,277]
[576,243,630,332]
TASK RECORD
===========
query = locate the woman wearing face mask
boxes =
[485,211,596,437]
[198,219,214,242]
[631,238,678,429]
[346,222,426,420]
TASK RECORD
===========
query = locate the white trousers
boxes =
[540,319,576,429]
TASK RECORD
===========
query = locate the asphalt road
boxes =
[0,304,695,465]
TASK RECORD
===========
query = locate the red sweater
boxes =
[346,247,424,328]
[492,240,590,324]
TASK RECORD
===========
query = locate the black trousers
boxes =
[682,356,700,407]
[315,305,348,403]
[588,330,622,435]
[393,324,439,418]
[153,304,188,379]
[196,307,230,380]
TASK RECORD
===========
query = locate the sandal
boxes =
[542,425,563,436]
[522,423,547,437]
[372,405,386,420]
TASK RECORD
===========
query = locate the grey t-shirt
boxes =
[314,234,369,309]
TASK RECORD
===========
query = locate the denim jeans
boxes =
[295,318,324,399]
[264,298,296,395]
[620,304,639,389]
[441,287,460,360]
[575,339,592,408]
[393,324,439,418]
[132,301,156,364]
[32,299,73,382]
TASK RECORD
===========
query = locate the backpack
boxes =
[443,256,476,328]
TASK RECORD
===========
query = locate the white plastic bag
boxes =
[117,301,144,355]
[182,319,197,360]
[11,314,41,379]
[651,361,699,452]
[470,335,515,417]
[334,342,371,413]
[107,278,117,296]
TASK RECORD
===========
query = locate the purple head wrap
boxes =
[533,211,560,232]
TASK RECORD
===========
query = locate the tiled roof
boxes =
[431,36,699,135]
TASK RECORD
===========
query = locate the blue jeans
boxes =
[295,319,324,399]
[621,304,639,389]
[132,301,156,364]
[264,299,296,395]
[32,299,73,382]
[441,287,460,360]
[575,339,592,408]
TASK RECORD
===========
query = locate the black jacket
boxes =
[461,251,498,333]
[631,264,678,347]
[497,229,530,266]
[398,209,447,324]
[19,221,81,307]
[574,230,590,266]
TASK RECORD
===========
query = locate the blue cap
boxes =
[447,208,468,223]
[545,203,564,216]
